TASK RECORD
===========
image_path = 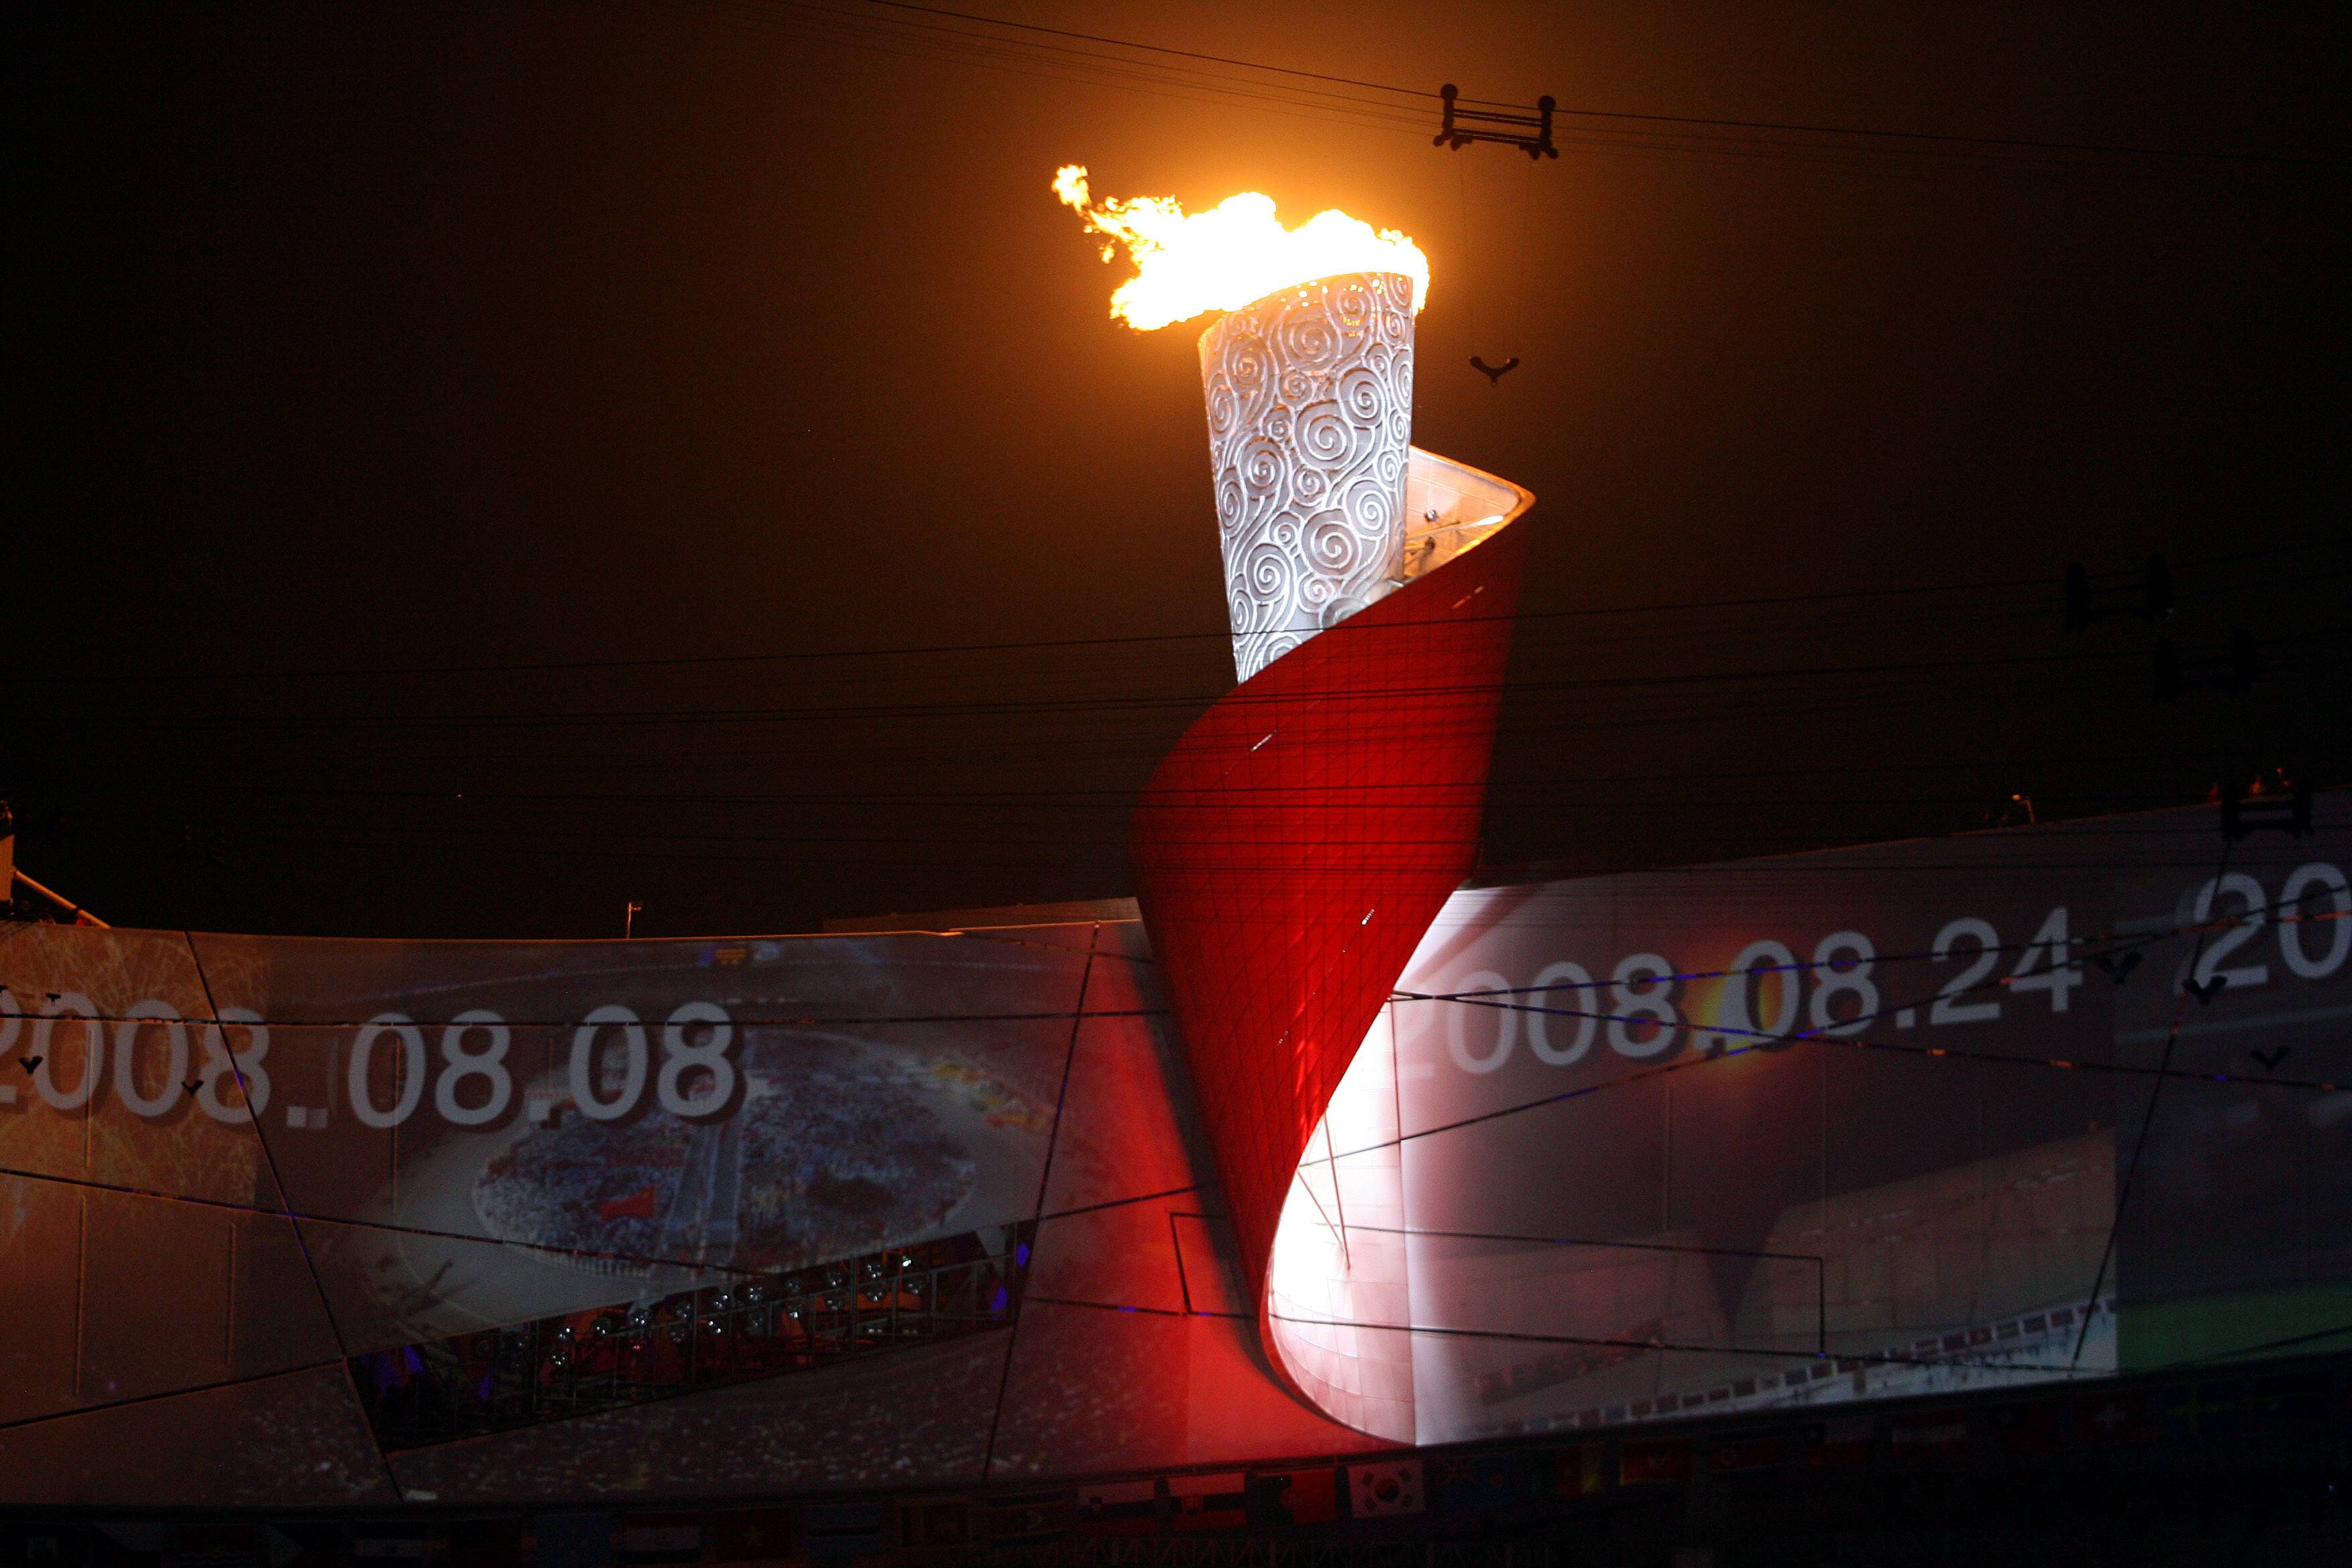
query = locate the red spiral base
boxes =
[1130,494,1528,1422]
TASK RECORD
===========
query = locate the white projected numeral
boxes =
[1444,971,1516,1073]
[0,987,21,1104]
[1606,953,1681,1059]
[1712,939,1800,1052]
[197,1010,271,1122]
[435,1010,513,1127]
[658,1001,737,1118]
[2279,862,2349,980]
[348,1014,427,1130]
[1929,918,2002,1024]
[111,1000,189,1118]
[2007,905,2080,1012]
[333,1001,738,1127]
[2192,872,2271,992]
[570,1005,650,1120]
[1806,932,1877,1038]
[1526,961,1596,1065]
[32,993,104,1112]
[1438,861,2352,1084]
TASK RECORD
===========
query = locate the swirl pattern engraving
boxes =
[1199,272,1416,681]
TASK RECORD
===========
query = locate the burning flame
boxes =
[1053,164,1429,332]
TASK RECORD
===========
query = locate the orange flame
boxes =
[1053,164,1429,332]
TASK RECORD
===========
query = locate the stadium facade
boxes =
[3,782,2345,1509]
[3,267,2347,1512]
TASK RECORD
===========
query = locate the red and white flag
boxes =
[1347,1460,1424,1518]
[1889,1412,1969,1459]
[616,1515,701,1566]
[1168,1473,1248,1533]
[1075,1480,1159,1537]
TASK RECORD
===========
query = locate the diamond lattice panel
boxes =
[1129,513,1527,1312]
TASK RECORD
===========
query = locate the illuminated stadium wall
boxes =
[1361,794,2352,1444]
[1,794,2344,1507]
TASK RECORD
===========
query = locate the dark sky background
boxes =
[14,2,2349,940]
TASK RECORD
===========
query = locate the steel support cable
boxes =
[181,935,408,1494]
[732,5,1431,138]
[2069,831,2239,1369]
[1261,1311,2086,1377]
[980,921,1099,1474]
[1305,1006,2347,1175]
[762,0,1438,123]
[13,836,2305,877]
[0,1161,826,1286]
[844,0,1491,107]
[797,0,2349,170]
[0,996,1165,1030]
[17,544,2322,685]
[34,741,2307,804]
[0,1362,353,1438]
[1286,881,2352,1167]
[15,871,2330,1027]
[60,803,2327,849]
[40,631,2352,731]
[1034,1289,2088,1379]
[1401,886,2341,1000]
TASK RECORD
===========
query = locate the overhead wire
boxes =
[21,624,2346,732]
[11,540,2331,688]
[730,0,2351,172]
[1,568,2077,685]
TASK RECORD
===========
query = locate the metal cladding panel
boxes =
[1199,271,1418,682]
[1128,516,1527,1307]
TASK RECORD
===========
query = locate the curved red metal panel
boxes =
[1128,509,1528,1317]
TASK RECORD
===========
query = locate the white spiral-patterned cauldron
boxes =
[1199,272,1416,682]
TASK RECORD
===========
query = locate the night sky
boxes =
[15,3,2349,940]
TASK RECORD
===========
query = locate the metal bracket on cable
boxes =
[2220,776,2314,842]
[2063,553,2174,633]
[1434,85,1559,158]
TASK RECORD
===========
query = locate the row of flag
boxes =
[26,1366,2343,1567]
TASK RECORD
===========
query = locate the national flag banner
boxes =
[1168,1473,1249,1533]
[351,1522,452,1562]
[2161,1381,2241,1442]
[97,1524,169,1558]
[446,1518,528,1568]
[1989,1400,2061,1455]
[895,1499,974,1554]
[167,1523,263,1568]
[532,1515,614,1568]
[1428,1453,1526,1513]
[982,1493,1067,1545]
[1802,1417,1874,1469]
[704,1508,796,1566]
[615,1514,702,1566]
[1074,1480,1161,1536]
[1346,1459,1425,1518]
[1248,1469,1340,1527]
[797,1505,886,1561]
[17,1532,68,1568]
[2250,1371,2330,1428]
[1551,1444,1609,1498]
[264,1523,349,1568]
[1618,1438,1694,1487]
[2072,1391,2146,1444]
[1704,1434,1787,1474]
[1888,1412,1969,1460]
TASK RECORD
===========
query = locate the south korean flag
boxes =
[1347,1459,1425,1518]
